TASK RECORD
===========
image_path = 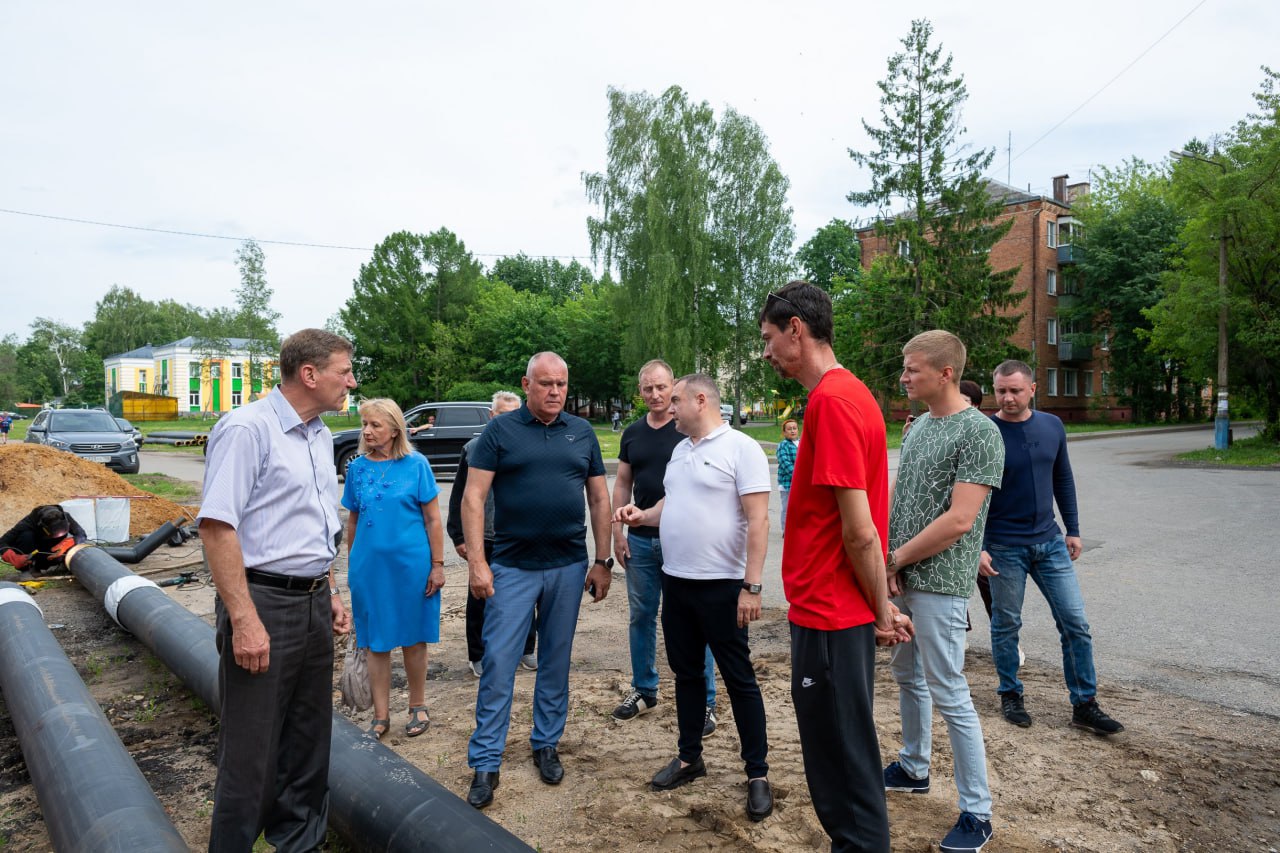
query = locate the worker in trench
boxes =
[0,504,87,580]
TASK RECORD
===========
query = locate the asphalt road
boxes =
[139,425,1280,717]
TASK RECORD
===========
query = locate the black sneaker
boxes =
[613,690,657,721]
[1000,691,1032,728]
[702,706,717,738]
[883,760,929,793]
[1071,699,1124,735]
[939,811,992,852]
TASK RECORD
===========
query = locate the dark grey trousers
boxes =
[209,584,333,853]
[791,622,891,853]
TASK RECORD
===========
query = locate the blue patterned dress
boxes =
[341,453,442,652]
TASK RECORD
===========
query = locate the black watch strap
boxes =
[742,581,762,594]
[594,557,614,570]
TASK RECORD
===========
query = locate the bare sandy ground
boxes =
[2,545,1278,851]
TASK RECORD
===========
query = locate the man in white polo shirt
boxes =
[615,373,773,823]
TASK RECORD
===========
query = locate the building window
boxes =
[1047,318,1058,345]
[232,362,243,379]
[1061,271,1079,295]
[1047,269,1057,296]
[1101,372,1110,395]
[1084,370,1094,397]
[1100,330,1111,351]
[189,362,201,380]
[210,363,221,379]
[1046,368,1059,397]
[231,391,243,407]
[1047,221,1059,248]
[1063,369,1078,396]
[138,369,147,394]
[897,239,911,259]
[189,389,201,408]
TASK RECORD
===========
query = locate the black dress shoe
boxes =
[532,746,564,785]
[746,778,773,821]
[651,756,707,791]
[467,770,499,809]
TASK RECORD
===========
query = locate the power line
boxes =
[1012,0,1211,162]
[0,206,593,260]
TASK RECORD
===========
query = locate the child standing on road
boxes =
[776,418,799,533]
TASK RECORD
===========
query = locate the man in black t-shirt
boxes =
[610,359,719,735]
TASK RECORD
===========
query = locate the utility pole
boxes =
[1171,150,1230,450]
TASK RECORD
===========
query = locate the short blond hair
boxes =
[902,330,966,381]
[357,398,412,459]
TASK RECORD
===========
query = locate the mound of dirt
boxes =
[0,444,196,537]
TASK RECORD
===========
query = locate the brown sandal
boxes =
[406,705,430,737]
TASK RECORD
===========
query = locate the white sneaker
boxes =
[468,660,483,678]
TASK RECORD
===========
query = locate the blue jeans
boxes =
[779,488,790,533]
[468,560,586,771]
[987,535,1097,706]
[890,588,992,820]
[626,533,716,707]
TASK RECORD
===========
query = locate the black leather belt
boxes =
[245,569,328,593]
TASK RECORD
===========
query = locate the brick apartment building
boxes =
[857,175,1129,422]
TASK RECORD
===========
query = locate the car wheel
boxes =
[336,447,358,478]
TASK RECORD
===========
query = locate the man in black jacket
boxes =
[447,391,535,676]
[1,504,87,579]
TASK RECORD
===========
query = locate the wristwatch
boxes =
[594,557,614,570]
[742,581,762,594]
[886,550,898,572]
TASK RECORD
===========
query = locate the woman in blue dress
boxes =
[342,398,445,739]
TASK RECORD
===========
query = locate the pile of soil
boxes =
[0,444,196,537]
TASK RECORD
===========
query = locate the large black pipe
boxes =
[99,520,182,563]
[66,546,533,853]
[0,582,188,852]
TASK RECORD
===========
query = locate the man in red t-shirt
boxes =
[760,281,912,852]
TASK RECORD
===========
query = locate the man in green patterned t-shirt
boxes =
[883,330,1004,853]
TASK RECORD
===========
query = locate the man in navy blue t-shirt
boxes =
[460,351,614,808]
[980,359,1124,736]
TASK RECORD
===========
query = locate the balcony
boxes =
[1057,243,1081,265]
[1058,340,1092,362]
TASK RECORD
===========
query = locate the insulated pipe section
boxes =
[65,546,534,853]
[0,582,188,853]
[99,520,183,564]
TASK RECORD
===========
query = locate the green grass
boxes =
[121,473,201,501]
[1176,434,1280,467]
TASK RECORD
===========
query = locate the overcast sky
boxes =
[2,0,1275,349]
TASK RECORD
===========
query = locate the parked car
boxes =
[25,409,140,474]
[720,404,734,422]
[331,401,492,479]
[114,417,144,448]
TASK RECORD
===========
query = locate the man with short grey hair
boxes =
[200,328,355,852]
[462,352,614,809]
[447,390,536,676]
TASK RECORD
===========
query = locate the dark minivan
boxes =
[332,401,492,479]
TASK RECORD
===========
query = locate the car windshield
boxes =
[49,411,122,432]
[115,418,134,430]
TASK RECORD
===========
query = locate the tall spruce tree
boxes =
[846,19,1023,399]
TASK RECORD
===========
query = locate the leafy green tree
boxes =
[585,85,717,375]
[1069,160,1187,421]
[710,107,795,417]
[557,279,626,414]
[82,285,206,364]
[0,335,21,409]
[233,240,282,397]
[1157,67,1280,438]
[28,318,91,401]
[797,219,861,292]
[489,254,596,304]
[846,19,1023,400]
[466,280,564,386]
[341,229,484,403]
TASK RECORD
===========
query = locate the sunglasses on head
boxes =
[767,291,810,327]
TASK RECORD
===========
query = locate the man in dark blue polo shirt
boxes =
[461,351,614,809]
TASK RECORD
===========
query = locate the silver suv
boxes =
[25,409,140,474]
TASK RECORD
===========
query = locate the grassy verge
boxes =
[120,473,202,501]
[1176,435,1280,467]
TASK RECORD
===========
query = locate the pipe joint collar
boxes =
[0,587,42,615]
[104,575,160,627]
